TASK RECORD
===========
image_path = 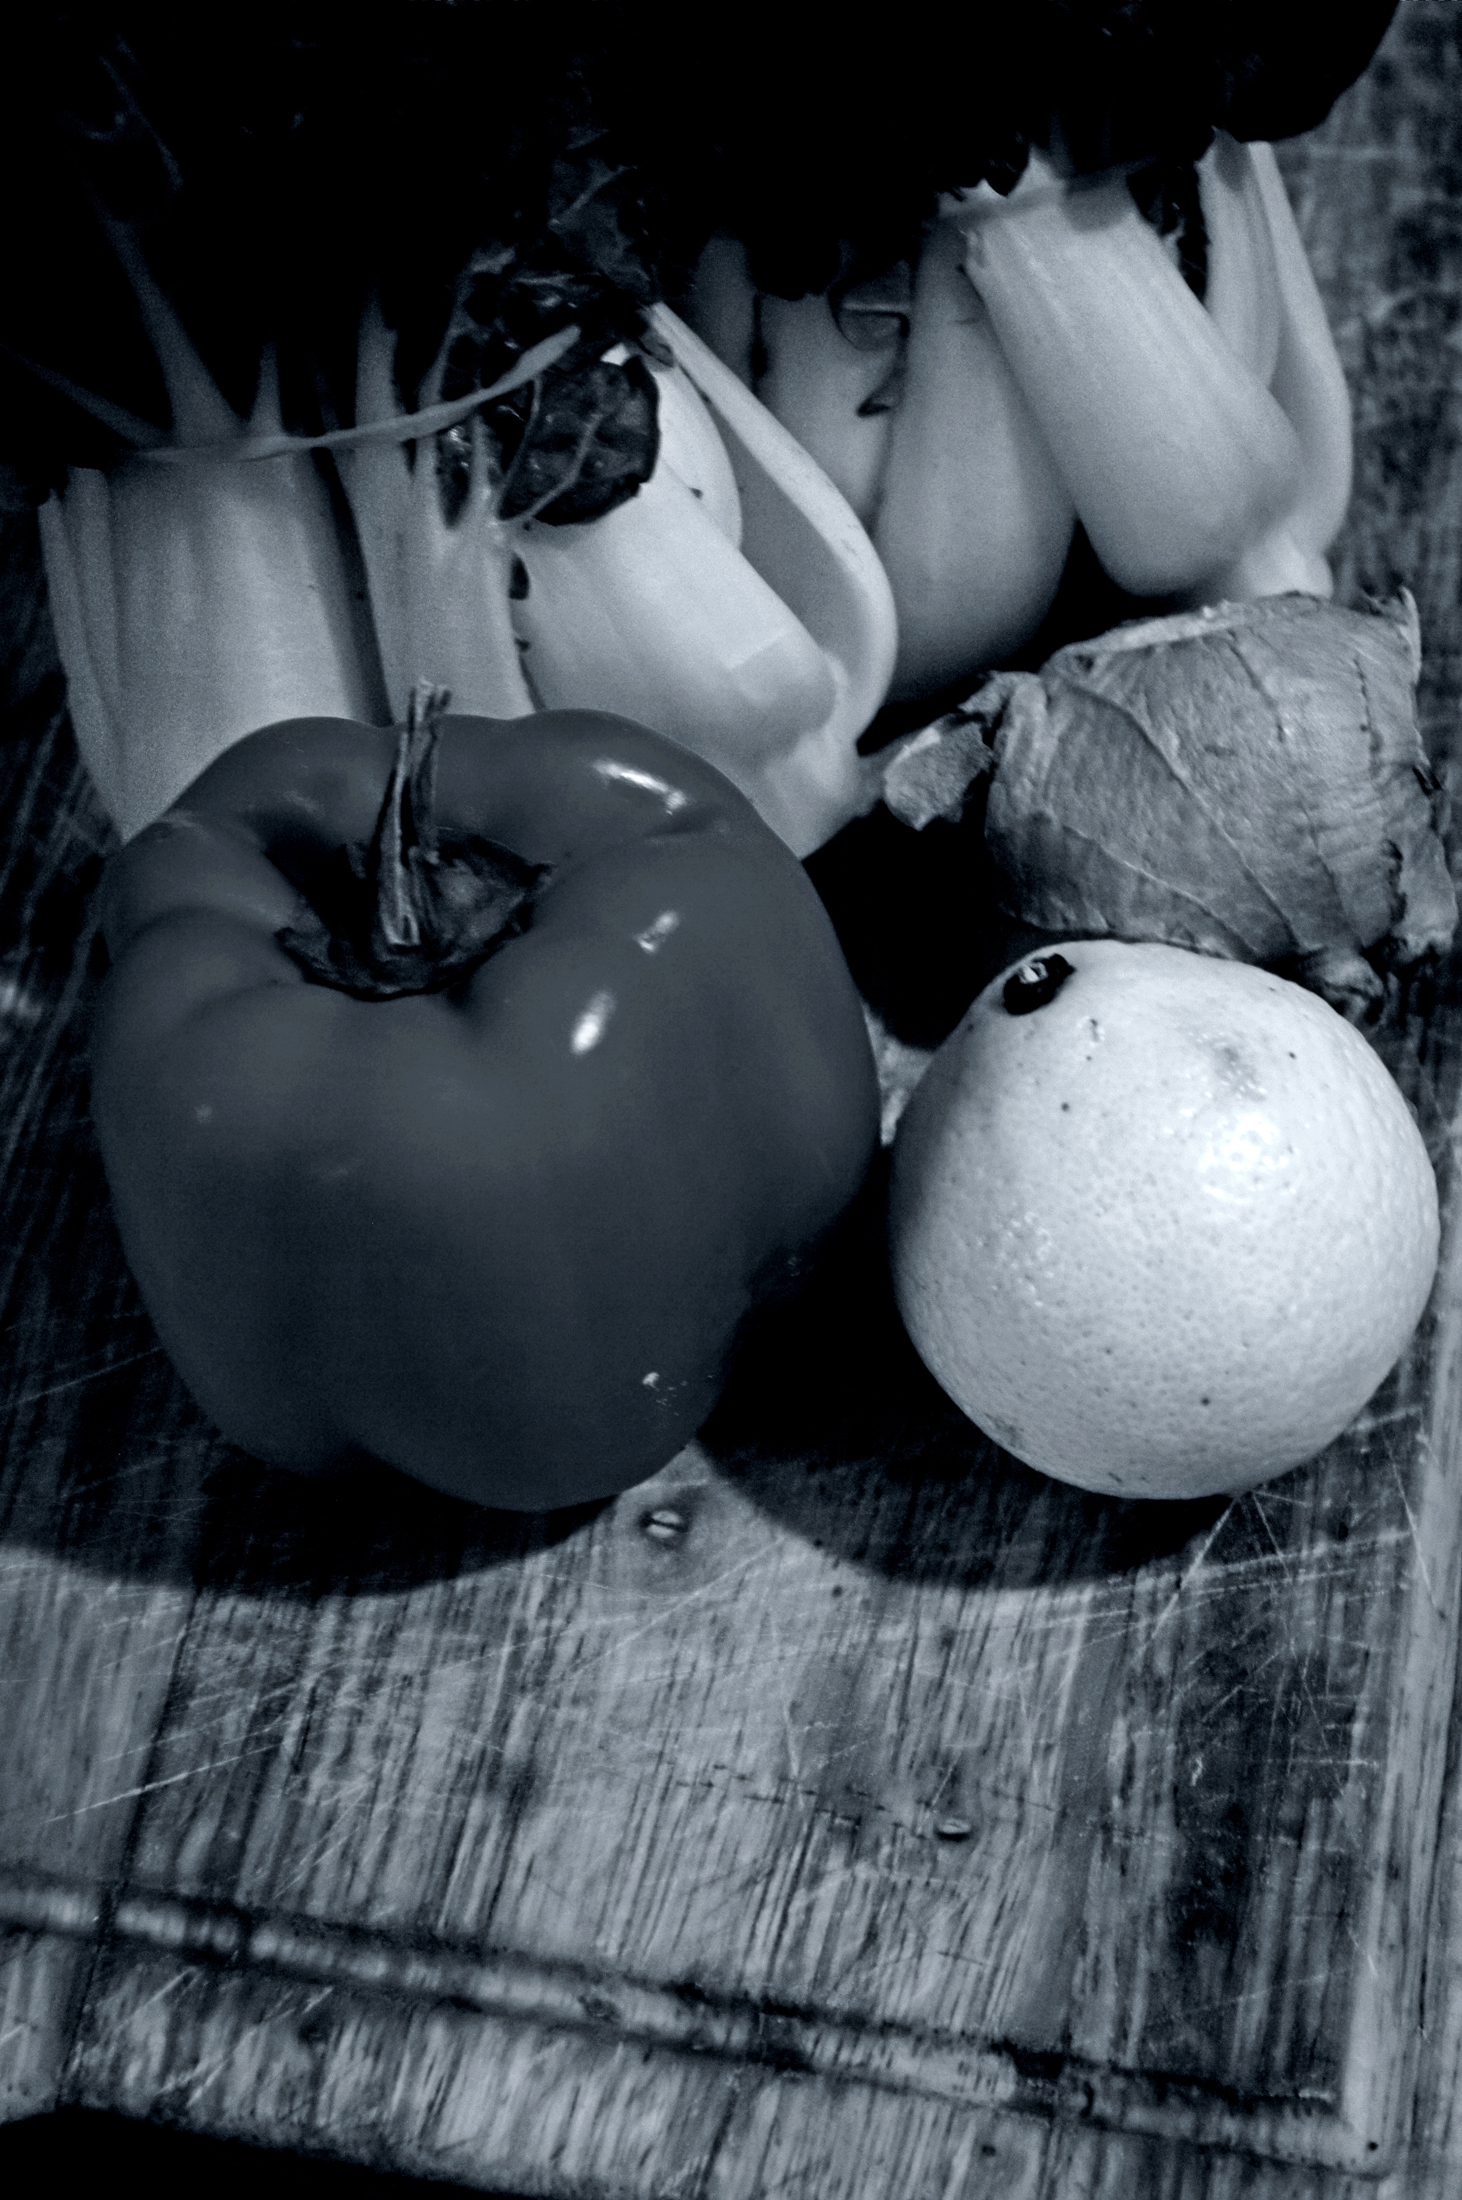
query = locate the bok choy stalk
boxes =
[691,130,1353,707]
[674,1,1396,704]
[33,236,589,839]
[36,227,377,841]
[1212,140,1354,598]
[2,7,675,835]
[944,131,1353,605]
[7,10,898,857]
[864,221,1076,702]
[32,212,895,857]
[507,313,898,857]
[337,299,574,727]
[946,142,1308,604]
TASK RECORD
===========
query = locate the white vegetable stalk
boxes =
[511,450,839,770]
[741,242,1080,699]
[38,253,375,841]
[948,151,1305,603]
[868,220,1076,702]
[656,309,900,854]
[683,233,759,388]
[335,300,535,724]
[651,357,743,544]
[942,136,1353,610]
[754,287,901,527]
[38,243,593,840]
[37,207,896,858]
[1197,131,1282,386]
[1205,139,1353,599]
[508,308,898,858]
[688,132,1349,706]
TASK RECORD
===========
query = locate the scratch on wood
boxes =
[9,1344,167,1407]
[42,1747,281,1823]
[1392,1446,1439,1613]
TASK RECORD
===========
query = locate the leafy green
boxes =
[0,3,1402,500]
[0,6,671,509]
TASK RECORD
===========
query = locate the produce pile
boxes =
[4,2,1448,1509]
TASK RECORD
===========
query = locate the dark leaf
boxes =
[497,354,659,526]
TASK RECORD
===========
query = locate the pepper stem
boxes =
[278,683,550,1001]
[370,679,451,959]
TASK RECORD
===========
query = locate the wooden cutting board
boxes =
[4,6,1462,2194]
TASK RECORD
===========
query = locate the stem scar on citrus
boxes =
[888,940,1441,1499]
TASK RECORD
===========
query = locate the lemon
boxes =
[889,940,1440,1498]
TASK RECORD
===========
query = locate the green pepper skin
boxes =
[91,710,879,1511]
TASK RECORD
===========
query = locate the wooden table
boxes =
[4,5,1462,2193]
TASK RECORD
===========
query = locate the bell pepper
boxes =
[90,700,879,1512]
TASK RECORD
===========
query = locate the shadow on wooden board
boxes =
[0,2107,534,2199]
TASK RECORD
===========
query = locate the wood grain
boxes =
[4,3,1462,2193]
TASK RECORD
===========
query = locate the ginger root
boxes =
[882,592,1456,1021]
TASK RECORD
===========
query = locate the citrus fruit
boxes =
[888,939,1441,1498]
